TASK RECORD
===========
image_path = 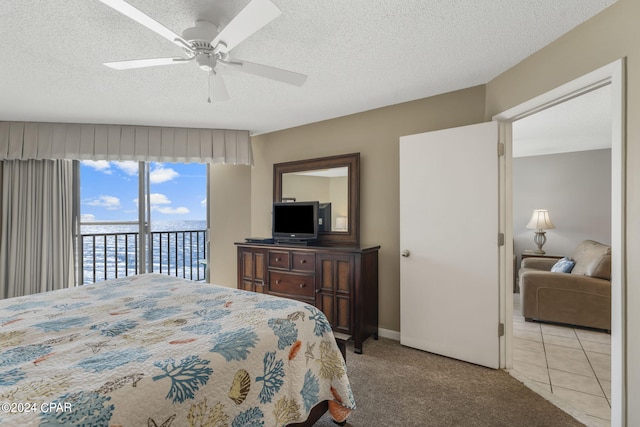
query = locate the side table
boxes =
[521,250,563,261]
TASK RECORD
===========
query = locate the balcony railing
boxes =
[80,229,207,284]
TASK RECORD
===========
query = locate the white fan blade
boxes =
[97,0,191,50]
[209,71,229,102]
[104,57,191,70]
[230,59,307,86]
[212,0,281,52]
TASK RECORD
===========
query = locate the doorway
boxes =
[495,59,626,425]
[510,85,613,424]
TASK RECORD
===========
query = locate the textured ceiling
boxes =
[0,0,618,135]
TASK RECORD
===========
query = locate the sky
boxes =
[80,161,207,223]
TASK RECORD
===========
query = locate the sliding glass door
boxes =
[78,161,207,284]
[147,162,208,281]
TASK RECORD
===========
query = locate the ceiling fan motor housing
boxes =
[182,19,218,43]
[182,20,220,71]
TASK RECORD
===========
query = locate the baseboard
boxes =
[378,328,400,341]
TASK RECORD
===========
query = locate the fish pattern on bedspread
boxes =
[0,274,355,426]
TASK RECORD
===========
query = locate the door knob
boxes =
[401,250,410,258]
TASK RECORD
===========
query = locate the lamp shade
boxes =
[335,216,348,230]
[526,209,555,230]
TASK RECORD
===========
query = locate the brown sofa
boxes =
[520,240,611,331]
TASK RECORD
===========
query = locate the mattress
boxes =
[0,273,355,426]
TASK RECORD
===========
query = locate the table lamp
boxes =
[526,209,555,254]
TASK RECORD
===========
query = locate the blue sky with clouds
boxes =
[80,161,207,222]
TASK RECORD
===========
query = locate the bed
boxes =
[0,274,355,426]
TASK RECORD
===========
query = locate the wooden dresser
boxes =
[236,242,380,354]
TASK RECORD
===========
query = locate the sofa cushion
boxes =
[570,240,611,280]
[550,257,575,273]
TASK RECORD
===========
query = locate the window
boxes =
[79,161,207,284]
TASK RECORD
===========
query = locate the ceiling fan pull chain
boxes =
[207,71,212,103]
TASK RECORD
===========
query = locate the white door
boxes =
[400,121,500,369]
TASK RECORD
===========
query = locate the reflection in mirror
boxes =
[281,167,349,232]
[274,153,359,246]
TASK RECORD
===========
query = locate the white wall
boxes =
[513,149,611,266]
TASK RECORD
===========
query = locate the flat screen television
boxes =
[272,201,319,242]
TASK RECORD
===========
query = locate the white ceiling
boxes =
[0,0,618,135]
[513,84,612,157]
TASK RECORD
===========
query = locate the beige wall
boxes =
[250,86,486,332]
[208,163,251,288]
[485,0,638,423]
[282,175,330,203]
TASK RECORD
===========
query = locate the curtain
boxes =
[0,121,252,298]
[0,122,253,165]
[0,159,75,298]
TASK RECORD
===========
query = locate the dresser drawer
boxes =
[268,250,290,269]
[269,271,314,298]
[291,252,315,272]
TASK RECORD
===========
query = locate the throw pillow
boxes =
[551,257,575,273]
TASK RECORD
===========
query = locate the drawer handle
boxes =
[274,257,281,262]
[300,259,307,264]
[299,283,306,288]
[275,279,281,284]
[315,289,321,294]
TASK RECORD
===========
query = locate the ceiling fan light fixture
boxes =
[196,54,216,71]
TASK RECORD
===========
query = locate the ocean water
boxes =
[80,220,207,284]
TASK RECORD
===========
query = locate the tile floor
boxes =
[510,294,611,427]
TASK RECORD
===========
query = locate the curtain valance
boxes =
[0,121,253,165]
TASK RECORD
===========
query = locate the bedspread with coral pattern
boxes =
[0,273,354,426]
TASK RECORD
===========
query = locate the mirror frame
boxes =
[274,153,360,246]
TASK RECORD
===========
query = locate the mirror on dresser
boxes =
[274,153,360,246]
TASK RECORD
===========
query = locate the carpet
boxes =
[313,337,583,426]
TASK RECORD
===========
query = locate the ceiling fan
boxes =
[97,0,307,102]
